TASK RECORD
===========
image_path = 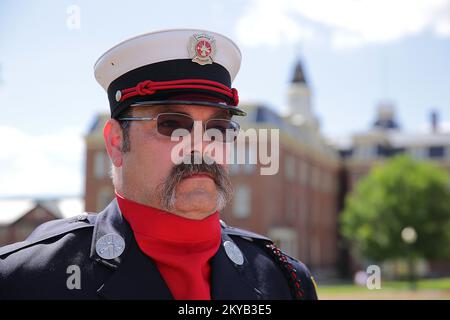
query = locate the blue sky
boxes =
[1,0,450,197]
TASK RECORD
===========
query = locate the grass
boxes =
[317,277,450,300]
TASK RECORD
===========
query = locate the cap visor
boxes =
[130,100,246,116]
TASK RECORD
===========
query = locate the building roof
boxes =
[0,199,35,226]
[0,197,84,226]
[292,60,307,84]
[237,103,339,162]
[337,129,450,156]
[388,131,450,147]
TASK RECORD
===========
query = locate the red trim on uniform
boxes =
[118,79,239,106]
[115,191,221,300]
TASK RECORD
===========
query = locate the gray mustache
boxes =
[172,153,226,185]
[158,153,233,211]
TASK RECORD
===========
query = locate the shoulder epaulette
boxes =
[220,221,272,242]
[263,243,318,300]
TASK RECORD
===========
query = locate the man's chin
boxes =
[172,190,218,219]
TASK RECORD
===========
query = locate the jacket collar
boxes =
[90,200,261,300]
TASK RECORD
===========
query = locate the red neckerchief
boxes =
[116,191,221,300]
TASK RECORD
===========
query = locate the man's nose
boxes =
[190,120,212,153]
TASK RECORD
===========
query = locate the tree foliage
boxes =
[341,155,450,262]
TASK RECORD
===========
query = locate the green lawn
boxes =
[317,277,450,300]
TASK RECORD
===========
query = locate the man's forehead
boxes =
[132,105,231,118]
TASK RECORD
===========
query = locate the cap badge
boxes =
[115,90,122,102]
[95,233,125,260]
[188,33,216,65]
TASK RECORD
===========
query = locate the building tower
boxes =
[286,60,319,131]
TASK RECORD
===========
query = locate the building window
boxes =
[244,146,257,174]
[94,151,109,179]
[285,189,296,221]
[284,155,295,181]
[355,144,374,160]
[243,163,256,174]
[229,163,240,176]
[299,161,309,186]
[321,172,328,192]
[299,192,308,223]
[429,146,444,158]
[311,236,321,267]
[328,175,336,194]
[311,167,321,189]
[409,147,426,160]
[376,145,387,157]
[268,227,298,258]
[233,185,251,219]
[322,172,335,193]
[97,187,113,211]
[230,146,256,175]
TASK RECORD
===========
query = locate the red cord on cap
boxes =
[117,79,239,106]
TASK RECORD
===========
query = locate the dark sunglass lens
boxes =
[206,119,239,142]
[157,114,193,136]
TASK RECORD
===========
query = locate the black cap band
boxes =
[107,59,233,118]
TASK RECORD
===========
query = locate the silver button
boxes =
[96,233,125,260]
[223,240,244,265]
[115,90,122,102]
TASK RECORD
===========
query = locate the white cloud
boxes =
[236,0,315,47]
[0,126,84,197]
[332,32,365,50]
[236,0,450,49]
[435,18,450,36]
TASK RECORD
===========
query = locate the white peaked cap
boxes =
[94,29,242,91]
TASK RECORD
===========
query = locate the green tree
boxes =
[341,155,450,283]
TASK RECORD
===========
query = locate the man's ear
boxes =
[103,119,124,167]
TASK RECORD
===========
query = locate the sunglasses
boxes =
[118,112,240,142]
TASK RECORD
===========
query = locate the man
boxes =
[0,29,318,300]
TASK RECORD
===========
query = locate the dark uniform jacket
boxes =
[0,200,318,300]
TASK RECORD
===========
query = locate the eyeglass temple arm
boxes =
[116,117,156,121]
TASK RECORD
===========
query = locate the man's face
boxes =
[105,104,234,220]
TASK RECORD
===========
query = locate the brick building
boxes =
[0,198,83,246]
